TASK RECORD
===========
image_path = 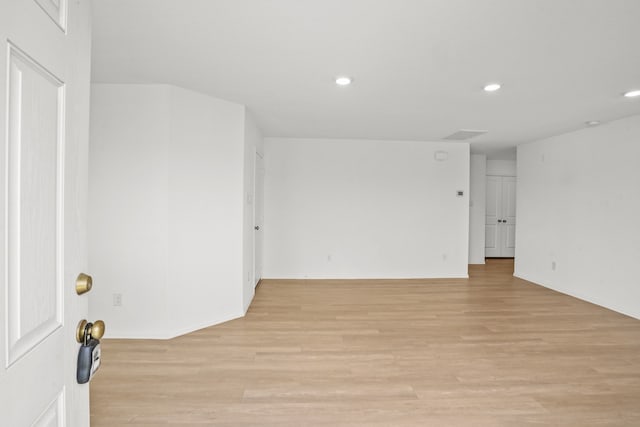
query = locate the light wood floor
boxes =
[91,260,640,426]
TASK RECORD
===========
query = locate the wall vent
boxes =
[443,129,488,140]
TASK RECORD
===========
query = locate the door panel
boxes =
[6,43,64,367]
[34,0,68,30]
[502,176,517,257]
[504,224,517,256]
[485,176,500,221]
[0,1,91,425]
[33,392,65,427]
[484,176,501,257]
[503,177,517,223]
[484,224,498,255]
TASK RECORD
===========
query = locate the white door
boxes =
[253,151,264,286]
[0,1,92,426]
[501,176,517,257]
[485,175,517,257]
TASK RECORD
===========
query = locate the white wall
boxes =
[166,86,245,336]
[469,154,487,264]
[264,138,470,279]
[516,114,640,319]
[89,85,170,337]
[89,84,250,338]
[487,159,517,176]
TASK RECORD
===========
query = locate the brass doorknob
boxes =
[76,273,93,295]
[76,319,106,343]
[91,320,106,340]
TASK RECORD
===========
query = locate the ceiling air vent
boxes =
[443,129,488,141]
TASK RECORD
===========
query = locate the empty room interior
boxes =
[3,0,640,426]
[89,1,640,425]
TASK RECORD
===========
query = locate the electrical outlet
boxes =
[113,293,122,307]
[551,261,556,271]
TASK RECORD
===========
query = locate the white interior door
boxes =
[501,176,517,257]
[254,151,264,286]
[485,175,517,258]
[485,176,501,257]
[0,1,92,426]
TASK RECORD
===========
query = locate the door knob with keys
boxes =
[76,319,106,343]
[76,320,105,384]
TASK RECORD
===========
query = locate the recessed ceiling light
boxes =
[624,89,640,98]
[484,83,501,92]
[585,120,600,127]
[335,76,352,86]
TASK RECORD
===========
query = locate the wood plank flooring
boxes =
[90,259,640,426]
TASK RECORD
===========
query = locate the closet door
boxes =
[501,177,517,257]
[485,176,517,257]
[485,176,502,257]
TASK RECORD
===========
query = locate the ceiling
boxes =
[91,0,640,158]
